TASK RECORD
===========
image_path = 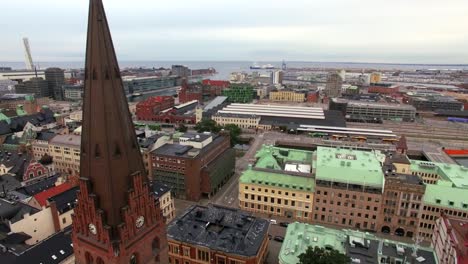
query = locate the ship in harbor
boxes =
[250,63,277,70]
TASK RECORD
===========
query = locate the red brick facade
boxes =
[72,173,168,264]
[23,161,49,181]
[167,236,269,264]
[307,91,319,102]
[136,96,174,121]
[151,109,196,124]
[201,79,230,88]
[151,136,232,201]
[368,85,399,94]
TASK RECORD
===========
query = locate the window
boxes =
[62,217,67,224]
[197,249,209,262]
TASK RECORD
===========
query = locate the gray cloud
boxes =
[1,0,467,63]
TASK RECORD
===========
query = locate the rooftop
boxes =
[255,145,314,171]
[410,160,468,188]
[217,103,325,120]
[153,134,223,158]
[33,183,73,208]
[167,204,269,257]
[240,168,315,192]
[151,181,171,199]
[423,180,468,211]
[49,134,81,147]
[315,147,385,189]
[279,223,437,264]
[203,96,228,111]
[47,186,78,214]
[0,198,40,224]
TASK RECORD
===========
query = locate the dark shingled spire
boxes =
[80,0,147,227]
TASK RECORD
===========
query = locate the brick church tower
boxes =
[71,1,168,263]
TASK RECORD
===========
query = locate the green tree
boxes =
[223,124,242,146]
[194,119,221,133]
[147,124,161,131]
[298,246,350,264]
[177,124,188,133]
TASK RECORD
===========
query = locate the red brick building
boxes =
[151,133,235,201]
[368,83,399,94]
[136,96,174,121]
[202,79,230,88]
[307,90,319,102]
[166,204,269,264]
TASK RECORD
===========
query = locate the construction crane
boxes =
[22,37,34,70]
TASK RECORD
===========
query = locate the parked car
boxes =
[269,219,277,225]
[279,222,289,227]
[274,236,284,242]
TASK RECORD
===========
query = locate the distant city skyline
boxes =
[1,0,468,64]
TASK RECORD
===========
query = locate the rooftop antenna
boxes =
[23,37,34,70]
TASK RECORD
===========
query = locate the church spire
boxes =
[80,0,146,227]
[72,1,168,263]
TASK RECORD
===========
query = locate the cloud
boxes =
[1,0,467,63]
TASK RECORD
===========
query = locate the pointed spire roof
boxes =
[80,0,146,227]
[396,135,408,152]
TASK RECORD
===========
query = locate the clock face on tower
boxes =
[88,223,97,235]
[136,216,145,228]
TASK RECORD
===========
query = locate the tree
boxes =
[177,124,188,133]
[223,124,242,146]
[194,119,221,133]
[298,246,350,264]
[147,124,161,131]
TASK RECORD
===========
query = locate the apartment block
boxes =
[432,215,468,264]
[48,134,81,175]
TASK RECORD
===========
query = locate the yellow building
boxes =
[370,72,382,83]
[212,114,261,129]
[238,145,315,221]
[48,134,81,175]
[269,90,305,102]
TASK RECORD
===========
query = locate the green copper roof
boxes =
[0,111,11,124]
[315,147,385,188]
[239,169,315,192]
[410,160,468,189]
[255,145,313,170]
[279,223,347,264]
[279,223,437,264]
[423,180,468,211]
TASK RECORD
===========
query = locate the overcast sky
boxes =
[1,0,468,63]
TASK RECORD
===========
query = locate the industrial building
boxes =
[279,223,437,264]
[212,103,346,130]
[330,98,416,122]
[405,91,464,111]
[239,145,315,221]
[167,204,269,264]
[122,75,180,94]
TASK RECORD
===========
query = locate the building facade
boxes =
[45,68,65,100]
[136,96,175,121]
[167,204,269,264]
[151,133,235,201]
[15,77,50,98]
[269,90,305,102]
[324,72,343,98]
[152,182,175,224]
[222,84,255,103]
[313,147,386,232]
[432,215,468,264]
[239,145,315,221]
[48,134,80,175]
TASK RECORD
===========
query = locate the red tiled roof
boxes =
[33,183,72,207]
[444,149,468,156]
